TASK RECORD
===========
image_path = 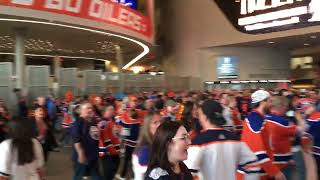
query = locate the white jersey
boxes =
[184,128,257,180]
[0,138,44,180]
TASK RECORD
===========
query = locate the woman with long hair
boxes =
[180,101,194,132]
[30,106,50,162]
[145,121,192,180]
[132,111,163,180]
[0,118,45,180]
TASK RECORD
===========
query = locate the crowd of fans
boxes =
[0,88,319,180]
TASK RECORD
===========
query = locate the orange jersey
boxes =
[241,111,280,179]
[62,113,73,128]
[136,109,148,124]
[265,114,296,169]
[98,120,121,157]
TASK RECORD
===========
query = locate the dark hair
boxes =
[9,118,35,165]
[155,99,164,110]
[251,98,269,109]
[181,101,194,131]
[251,102,260,109]
[32,104,44,111]
[146,121,182,174]
[200,100,226,126]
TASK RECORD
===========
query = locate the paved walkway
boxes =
[46,147,73,180]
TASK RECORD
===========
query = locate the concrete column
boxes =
[52,56,62,97]
[14,28,27,90]
[53,56,62,79]
[115,45,125,93]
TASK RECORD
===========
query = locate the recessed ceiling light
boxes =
[268,41,275,44]
[310,35,317,39]
[304,43,310,46]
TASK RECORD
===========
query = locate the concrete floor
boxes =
[46,147,73,180]
[45,147,126,180]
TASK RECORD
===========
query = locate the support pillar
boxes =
[115,45,125,93]
[53,56,62,79]
[14,27,27,90]
[53,56,62,97]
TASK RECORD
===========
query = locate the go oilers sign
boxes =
[0,0,153,39]
[214,0,320,33]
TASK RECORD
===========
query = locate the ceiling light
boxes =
[131,66,145,74]
[304,43,310,46]
[111,66,119,73]
[268,41,275,44]
[205,82,214,85]
[310,35,317,39]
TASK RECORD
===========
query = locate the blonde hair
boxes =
[135,111,161,151]
[271,96,289,109]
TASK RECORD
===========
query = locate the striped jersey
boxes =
[98,119,121,157]
[306,112,320,160]
[241,111,280,179]
[60,102,73,128]
[265,114,296,169]
[185,128,256,180]
[117,112,141,149]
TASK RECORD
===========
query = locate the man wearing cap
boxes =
[240,90,286,180]
[185,100,257,180]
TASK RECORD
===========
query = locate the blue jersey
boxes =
[116,112,141,149]
[306,112,320,160]
[71,118,99,162]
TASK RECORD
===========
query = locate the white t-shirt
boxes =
[0,138,44,180]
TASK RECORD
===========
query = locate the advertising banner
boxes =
[0,0,153,40]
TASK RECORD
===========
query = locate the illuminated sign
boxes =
[1,0,153,40]
[217,57,238,79]
[214,0,320,33]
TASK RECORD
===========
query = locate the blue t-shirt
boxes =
[135,145,150,166]
[71,118,99,162]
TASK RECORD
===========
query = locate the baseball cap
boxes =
[251,90,271,104]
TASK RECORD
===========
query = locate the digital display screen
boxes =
[217,56,239,79]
